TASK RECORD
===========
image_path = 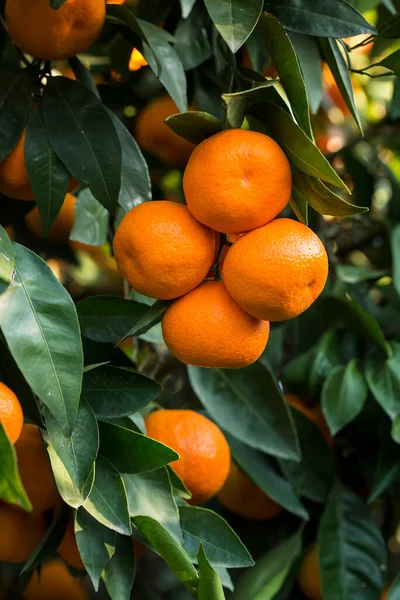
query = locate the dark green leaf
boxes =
[368,420,400,503]
[204,0,263,53]
[45,399,99,508]
[82,365,161,419]
[335,265,387,284]
[245,22,271,73]
[263,0,375,37]
[378,12,400,38]
[0,244,83,433]
[198,545,226,600]
[0,69,34,162]
[387,572,400,600]
[180,505,254,568]
[103,534,135,600]
[42,77,121,213]
[378,48,400,75]
[322,360,367,436]
[391,224,400,297]
[69,188,108,246]
[168,466,192,500]
[180,0,197,19]
[289,33,323,115]
[99,421,179,473]
[290,184,309,225]
[309,330,341,394]
[22,505,69,573]
[49,0,68,7]
[175,3,213,70]
[67,56,100,99]
[0,224,14,282]
[318,482,387,600]
[0,423,31,510]
[83,454,131,535]
[222,82,279,129]
[165,111,223,144]
[120,299,170,343]
[188,363,300,461]
[365,343,400,419]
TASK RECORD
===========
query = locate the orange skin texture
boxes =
[25,193,77,241]
[129,48,148,71]
[162,281,270,369]
[183,129,292,234]
[113,201,217,300]
[145,409,231,505]
[23,560,87,600]
[286,394,332,446]
[297,545,322,600]
[6,0,105,61]
[222,218,328,322]
[218,462,283,520]
[135,96,195,166]
[0,381,23,444]
[58,514,85,570]
[15,424,60,512]
[0,502,47,563]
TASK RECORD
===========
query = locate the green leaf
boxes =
[263,0,376,37]
[335,265,387,284]
[45,399,99,508]
[67,56,100,99]
[250,103,347,190]
[120,299,170,343]
[175,3,213,71]
[368,419,400,503]
[106,3,149,46]
[365,343,400,419]
[260,14,312,138]
[290,186,309,225]
[320,38,363,134]
[318,482,387,600]
[69,188,108,246]
[222,82,279,129]
[22,505,69,573]
[0,423,31,510]
[103,534,135,600]
[0,69,34,162]
[168,466,192,500]
[76,508,116,591]
[204,0,263,53]
[378,49,400,76]
[77,296,149,343]
[49,0,68,7]
[227,434,308,519]
[378,12,400,38]
[133,516,198,596]
[123,468,182,542]
[198,544,226,600]
[82,365,161,419]
[322,361,367,436]
[180,505,254,568]
[139,20,187,112]
[391,224,400,298]
[180,0,197,19]
[0,244,83,434]
[83,454,131,536]
[0,224,15,282]
[188,363,300,461]
[24,103,71,237]
[387,572,400,600]
[289,33,323,115]
[42,77,121,214]
[99,421,179,474]
[165,111,223,144]
[233,528,303,600]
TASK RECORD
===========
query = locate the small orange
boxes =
[183,129,292,233]
[113,201,217,300]
[145,409,231,505]
[23,560,87,600]
[0,381,23,444]
[0,502,46,563]
[25,193,77,241]
[135,96,195,166]
[15,424,60,512]
[162,281,270,368]
[129,48,148,71]
[222,218,328,321]
[297,545,322,600]
[285,395,332,445]
[58,513,85,570]
[381,586,389,600]
[6,0,105,61]
[218,462,283,520]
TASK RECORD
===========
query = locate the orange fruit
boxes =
[113,201,217,300]
[162,281,270,368]
[0,502,47,563]
[145,409,231,505]
[381,587,389,600]
[183,129,292,233]
[297,545,322,600]
[286,394,332,445]
[129,48,148,71]
[323,64,350,115]
[135,96,195,166]
[15,424,60,512]
[58,513,85,570]
[23,560,87,600]
[6,0,105,61]
[218,462,283,520]
[0,381,23,444]
[222,218,328,321]
[25,193,77,241]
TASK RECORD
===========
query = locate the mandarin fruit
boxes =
[222,218,328,321]
[0,502,46,563]
[145,409,230,505]
[15,424,60,512]
[162,281,270,368]
[23,560,87,600]
[25,193,77,241]
[218,462,283,520]
[0,381,23,444]
[135,96,195,166]
[183,129,291,233]
[285,394,332,446]
[297,545,322,600]
[113,201,217,300]
[129,48,148,71]
[6,0,105,61]
[58,513,84,570]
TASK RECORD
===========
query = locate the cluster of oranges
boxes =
[114,128,329,369]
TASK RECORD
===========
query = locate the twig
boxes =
[349,34,374,51]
